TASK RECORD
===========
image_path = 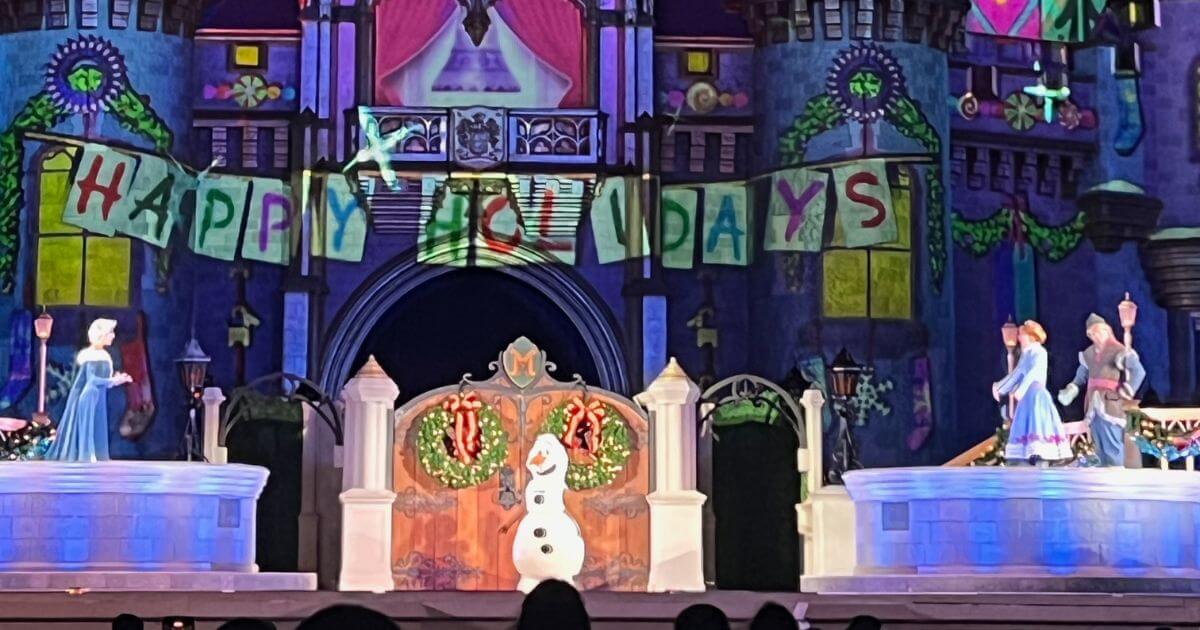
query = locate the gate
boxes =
[391,337,651,591]
[700,375,806,591]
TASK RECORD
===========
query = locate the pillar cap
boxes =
[639,358,700,405]
[342,356,400,402]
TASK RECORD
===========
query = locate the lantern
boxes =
[1001,316,1019,351]
[32,310,53,425]
[829,348,864,400]
[176,338,210,401]
[1118,292,1138,347]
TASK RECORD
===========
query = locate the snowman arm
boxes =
[498,509,524,535]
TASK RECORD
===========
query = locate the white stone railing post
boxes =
[636,358,706,593]
[800,388,825,497]
[337,356,398,592]
[202,387,227,464]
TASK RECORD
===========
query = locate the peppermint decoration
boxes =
[416,393,508,489]
[825,43,905,122]
[45,36,128,114]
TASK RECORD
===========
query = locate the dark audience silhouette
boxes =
[296,604,398,629]
[749,602,799,630]
[674,603,732,630]
[517,579,591,630]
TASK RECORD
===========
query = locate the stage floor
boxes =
[0,589,1197,629]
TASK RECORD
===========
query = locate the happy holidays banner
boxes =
[57,141,371,265]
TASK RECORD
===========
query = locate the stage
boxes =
[0,589,1196,629]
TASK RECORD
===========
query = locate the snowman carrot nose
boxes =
[530,451,546,467]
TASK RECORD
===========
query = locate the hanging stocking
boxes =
[0,311,33,410]
[1113,71,1144,156]
[907,356,934,451]
[118,312,156,440]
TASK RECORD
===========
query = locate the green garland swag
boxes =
[972,420,1098,467]
[1127,410,1200,462]
[416,403,508,489]
[540,400,632,491]
[952,207,1085,262]
[0,86,172,294]
[0,422,55,461]
[779,93,947,293]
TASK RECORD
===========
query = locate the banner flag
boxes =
[832,159,897,248]
[111,154,190,248]
[661,187,697,270]
[63,143,138,236]
[591,177,648,264]
[475,186,526,266]
[190,174,250,261]
[418,178,469,266]
[315,174,368,262]
[765,167,827,252]
[701,183,748,266]
[526,177,580,265]
[241,177,295,265]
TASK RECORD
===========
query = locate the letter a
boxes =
[127,174,175,242]
[705,194,745,260]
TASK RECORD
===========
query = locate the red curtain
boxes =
[374,0,460,105]
[495,0,587,107]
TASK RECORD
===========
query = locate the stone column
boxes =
[637,358,706,592]
[202,387,227,464]
[297,403,321,573]
[337,356,398,592]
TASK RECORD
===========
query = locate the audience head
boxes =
[217,620,276,630]
[112,614,143,630]
[517,579,590,630]
[846,615,882,630]
[296,605,397,630]
[749,602,798,630]
[674,604,731,630]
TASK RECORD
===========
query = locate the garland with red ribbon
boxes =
[417,393,508,489]
[541,397,632,491]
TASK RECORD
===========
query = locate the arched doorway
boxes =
[318,245,630,399]
[354,268,601,403]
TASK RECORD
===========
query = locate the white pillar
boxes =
[799,388,826,497]
[337,356,398,592]
[202,387,227,464]
[636,358,706,593]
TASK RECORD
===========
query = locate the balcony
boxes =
[354,106,605,171]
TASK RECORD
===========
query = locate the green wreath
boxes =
[416,401,508,489]
[540,400,632,491]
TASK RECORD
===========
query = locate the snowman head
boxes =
[526,433,569,480]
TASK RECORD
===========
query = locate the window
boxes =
[682,49,714,76]
[822,166,913,319]
[231,43,265,69]
[34,150,132,308]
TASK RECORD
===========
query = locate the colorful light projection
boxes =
[374,0,587,108]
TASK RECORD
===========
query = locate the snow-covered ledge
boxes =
[844,467,1200,577]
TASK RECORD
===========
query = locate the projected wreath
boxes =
[540,397,632,491]
[416,392,508,489]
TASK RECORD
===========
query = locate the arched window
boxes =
[821,165,913,320]
[34,149,132,308]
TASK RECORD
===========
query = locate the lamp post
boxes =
[1001,316,1020,421]
[32,310,53,426]
[827,348,865,485]
[175,337,210,461]
[1118,292,1138,348]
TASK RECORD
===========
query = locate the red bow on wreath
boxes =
[443,392,483,464]
[563,397,606,453]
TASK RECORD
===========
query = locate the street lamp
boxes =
[1118,292,1138,348]
[1001,316,1020,421]
[175,337,210,461]
[32,310,53,426]
[827,347,865,485]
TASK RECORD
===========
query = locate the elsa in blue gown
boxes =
[44,318,132,462]
[992,320,1073,465]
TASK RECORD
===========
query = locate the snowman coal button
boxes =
[534,495,544,505]
[541,544,553,554]
[534,528,546,537]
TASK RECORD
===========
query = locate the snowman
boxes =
[506,433,586,593]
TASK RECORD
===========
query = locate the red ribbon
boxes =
[563,397,606,453]
[443,392,483,464]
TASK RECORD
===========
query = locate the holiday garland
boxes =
[540,397,632,491]
[972,420,1098,467]
[778,44,947,293]
[1127,410,1200,462]
[0,36,173,293]
[416,392,508,489]
[952,207,1086,262]
[0,421,55,461]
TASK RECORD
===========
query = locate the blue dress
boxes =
[44,352,115,462]
[996,342,1073,462]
